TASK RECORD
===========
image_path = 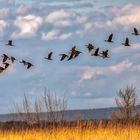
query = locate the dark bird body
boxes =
[0,66,5,73]
[86,43,95,53]
[132,28,139,35]
[10,56,17,63]
[2,54,9,63]
[6,40,14,46]
[60,54,68,61]
[122,38,130,46]
[100,50,109,58]
[3,63,10,69]
[26,62,33,69]
[45,52,53,60]
[20,60,28,65]
[68,46,82,60]
[92,48,99,56]
[105,33,113,43]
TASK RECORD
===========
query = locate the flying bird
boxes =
[60,54,68,61]
[44,52,53,60]
[122,37,130,46]
[26,62,34,69]
[6,40,14,46]
[105,33,114,43]
[70,46,76,53]
[10,56,17,63]
[1,54,9,63]
[74,50,82,58]
[132,28,139,36]
[85,43,95,53]
[68,46,82,60]
[20,60,28,65]
[92,48,99,56]
[100,50,109,58]
[0,66,5,73]
[3,63,10,69]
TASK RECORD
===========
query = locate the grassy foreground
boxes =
[0,127,140,140]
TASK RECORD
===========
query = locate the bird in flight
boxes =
[3,63,10,69]
[0,66,5,73]
[68,46,82,61]
[92,48,100,56]
[20,60,28,65]
[122,37,130,46]
[26,62,34,69]
[1,54,9,63]
[60,54,69,61]
[105,33,114,43]
[85,43,95,53]
[6,40,14,46]
[10,56,17,63]
[44,52,53,60]
[100,50,109,58]
[132,28,139,36]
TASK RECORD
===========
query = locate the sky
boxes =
[0,0,140,113]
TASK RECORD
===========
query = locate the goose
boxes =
[1,54,9,63]
[44,52,53,60]
[3,63,10,69]
[26,62,34,69]
[92,48,99,56]
[0,66,5,73]
[10,56,17,63]
[20,60,28,65]
[100,50,109,58]
[132,28,139,36]
[105,33,114,43]
[122,38,130,46]
[85,43,95,53]
[60,54,68,61]
[6,40,14,46]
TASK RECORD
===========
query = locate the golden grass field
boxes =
[0,126,140,140]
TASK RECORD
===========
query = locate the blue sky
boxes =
[0,0,140,113]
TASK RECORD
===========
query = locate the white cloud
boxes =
[42,29,72,41]
[79,59,133,83]
[16,4,32,14]
[0,20,7,36]
[45,9,88,29]
[0,8,9,19]
[46,9,75,27]
[11,15,43,39]
[94,3,140,30]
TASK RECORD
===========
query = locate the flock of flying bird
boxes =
[0,28,139,73]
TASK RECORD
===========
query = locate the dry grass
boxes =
[0,126,140,140]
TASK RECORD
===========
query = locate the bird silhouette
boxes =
[6,40,14,46]
[92,48,99,56]
[20,60,28,65]
[44,52,53,60]
[10,56,17,63]
[70,46,76,52]
[100,50,109,58]
[26,62,34,69]
[60,54,68,61]
[0,66,5,73]
[68,46,82,60]
[67,53,74,61]
[122,38,130,46]
[1,54,9,63]
[86,43,95,53]
[74,50,82,58]
[132,28,139,36]
[105,33,114,43]
[3,63,10,69]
